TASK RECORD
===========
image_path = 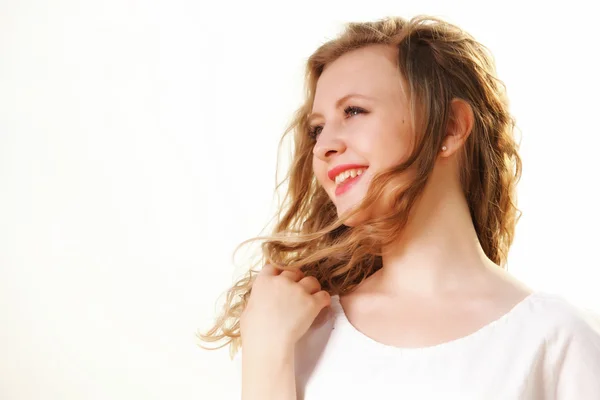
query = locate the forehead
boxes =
[312,45,402,107]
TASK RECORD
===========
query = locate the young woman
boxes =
[198,15,600,399]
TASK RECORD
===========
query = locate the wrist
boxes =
[242,340,295,363]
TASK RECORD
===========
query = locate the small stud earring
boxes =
[441,146,447,151]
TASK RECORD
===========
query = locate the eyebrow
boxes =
[308,93,375,123]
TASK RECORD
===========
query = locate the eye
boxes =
[308,106,366,140]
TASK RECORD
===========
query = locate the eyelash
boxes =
[308,106,366,140]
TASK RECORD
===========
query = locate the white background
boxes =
[1,0,599,399]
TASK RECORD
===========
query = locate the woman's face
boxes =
[311,44,414,226]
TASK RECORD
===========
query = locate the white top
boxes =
[234,291,600,399]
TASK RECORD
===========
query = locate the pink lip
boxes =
[335,173,365,196]
[327,164,369,182]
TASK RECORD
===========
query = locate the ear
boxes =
[440,98,474,157]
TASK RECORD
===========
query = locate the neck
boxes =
[374,163,499,297]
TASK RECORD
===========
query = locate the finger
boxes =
[313,290,331,309]
[260,263,280,276]
[298,276,322,294]
[279,268,304,282]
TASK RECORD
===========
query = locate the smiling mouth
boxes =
[335,169,367,196]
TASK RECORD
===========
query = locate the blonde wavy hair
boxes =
[197,14,522,359]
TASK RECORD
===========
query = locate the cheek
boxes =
[358,119,406,165]
[312,157,329,188]
[376,129,412,169]
[357,134,400,172]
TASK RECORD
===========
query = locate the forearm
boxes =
[241,346,297,400]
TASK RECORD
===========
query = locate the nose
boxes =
[312,126,347,161]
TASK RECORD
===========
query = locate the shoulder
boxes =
[293,297,342,369]
[528,292,600,398]
[527,291,600,339]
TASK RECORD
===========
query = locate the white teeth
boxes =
[334,168,367,184]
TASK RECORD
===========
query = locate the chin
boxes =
[337,204,369,227]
